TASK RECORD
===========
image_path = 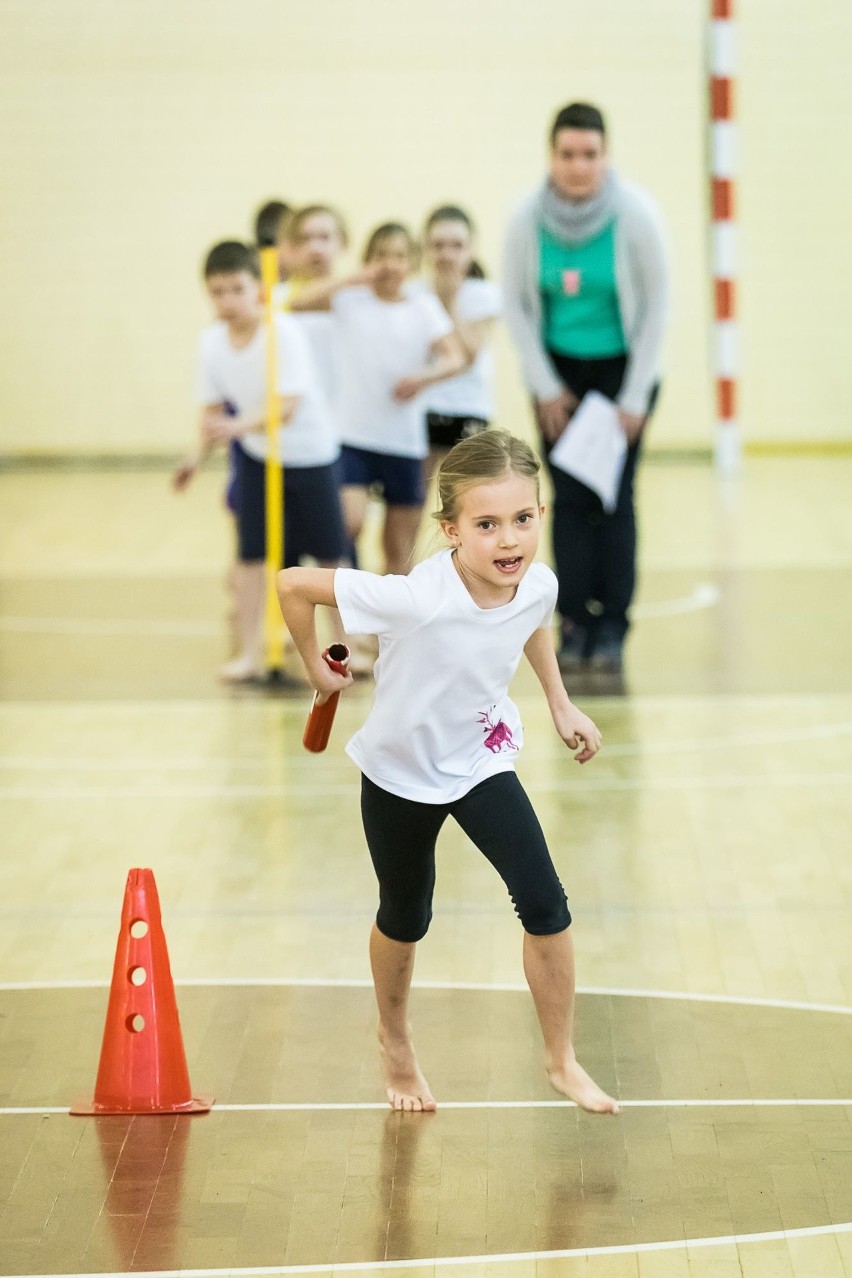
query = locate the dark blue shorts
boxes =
[235,444,348,566]
[340,444,425,508]
[224,440,240,514]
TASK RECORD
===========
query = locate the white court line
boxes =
[2,771,851,799]
[5,1220,852,1277]
[632,581,721,618]
[2,977,851,1017]
[2,1098,851,1117]
[2,718,851,772]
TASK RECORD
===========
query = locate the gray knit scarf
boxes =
[537,169,621,245]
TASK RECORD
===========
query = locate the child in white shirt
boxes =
[289,222,467,576]
[275,204,349,412]
[421,205,502,477]
[277,429,618,1116]
[176,240,347,682]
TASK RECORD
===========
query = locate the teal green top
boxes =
[538,221,627,358]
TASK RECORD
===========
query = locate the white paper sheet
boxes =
[548,391,627,514]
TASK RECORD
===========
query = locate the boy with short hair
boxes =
[176,240,347,682]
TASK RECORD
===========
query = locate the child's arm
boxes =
[286,268,376,313]
[277,567,354,703]
[172,404,225,491]
[201,397,299,447]
[456,316,496,365]
[523,627,602,763]
[393,331,469,403]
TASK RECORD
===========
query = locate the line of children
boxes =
[178,202,503,683]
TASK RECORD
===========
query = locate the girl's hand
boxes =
[554,705,602,764]
[617,409,645,443]
[392,375,425,403]
[309,662,354,706]
[536,390,578,444]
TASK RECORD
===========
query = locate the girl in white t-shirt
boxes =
[421,205,503,477]
[277,429,618,1116]
[289,223,467,576]
[276,205,349,409]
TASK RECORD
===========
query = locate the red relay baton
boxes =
[302,644,351,753]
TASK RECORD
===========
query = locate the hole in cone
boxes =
[129,966,147,986]
[126,1013,146,1033]
[129,919,149,939]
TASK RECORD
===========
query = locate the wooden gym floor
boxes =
[1,456,851,1278]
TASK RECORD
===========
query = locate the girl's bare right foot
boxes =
[378,1024,437,1112]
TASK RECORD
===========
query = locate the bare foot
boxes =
[219,654,265,684]
[378,1024,437,1112]
[547,1056,620,1114]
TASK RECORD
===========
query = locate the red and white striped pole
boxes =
[709,0,740,471]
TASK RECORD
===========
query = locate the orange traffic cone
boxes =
[71,868,213,1116]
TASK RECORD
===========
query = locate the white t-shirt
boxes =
[197,315,339,468]
[423,278,502,420]
[274,282,340,415]
[334,550,558,803]
[333,286,453,459]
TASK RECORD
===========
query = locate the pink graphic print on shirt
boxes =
[477,706,519,754]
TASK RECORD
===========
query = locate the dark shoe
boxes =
[588,631,624,673]
[557,627,588,672]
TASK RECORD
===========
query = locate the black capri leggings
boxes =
[360,772,571,943]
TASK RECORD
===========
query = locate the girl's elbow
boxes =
[276,567,299,597]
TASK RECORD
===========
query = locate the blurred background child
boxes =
[421,205,502,478]
[290,223,467,578]
[277,205,349,418]
[176,240,347,682]
[253,198,293,280]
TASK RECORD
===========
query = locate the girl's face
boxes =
[367,232,414,294]
[441,472,543,601]
[293,212,343,279]
[549,127,608,201]
[425,219,473,282]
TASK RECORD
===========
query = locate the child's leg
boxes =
[382,505,422,575]
[522,928,618,1113]
[340,484,374,669]
[361,775,447,1111]
[222,447,266,681]
[451,773,618,1114]
[341,484,369,548]
[220,561,265,681]
[369,925,435,1113]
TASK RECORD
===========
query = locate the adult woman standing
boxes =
[503,102,668,673]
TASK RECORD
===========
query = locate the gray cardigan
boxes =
[502,182,669,416]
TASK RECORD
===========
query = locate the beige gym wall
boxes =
[0,0,849,456]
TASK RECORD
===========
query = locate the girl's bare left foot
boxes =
[378,1024,437,1112]
[547,1057,620,1114]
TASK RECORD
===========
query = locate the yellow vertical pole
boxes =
[259,245,285,674]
